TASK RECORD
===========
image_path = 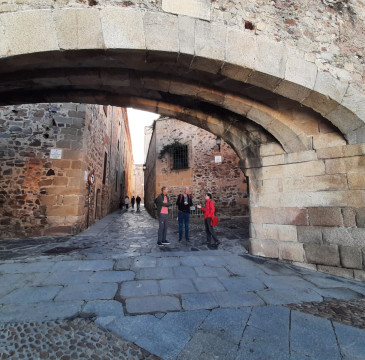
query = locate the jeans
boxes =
[158,213,169,243]
[204,217,219,244]
[178,211,190,240]
[137,203,140,211]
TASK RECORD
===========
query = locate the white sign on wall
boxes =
[50,148,62,159]
[215,156,222,163]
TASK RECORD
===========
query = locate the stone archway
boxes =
[0,3,364,279]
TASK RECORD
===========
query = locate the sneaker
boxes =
[157,242,164,247]
[161,240,171,245]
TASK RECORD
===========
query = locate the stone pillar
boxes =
[247,143,365,281]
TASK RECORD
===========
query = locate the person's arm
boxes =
[161,196,171,207]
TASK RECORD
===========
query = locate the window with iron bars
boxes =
[173,145,188,169]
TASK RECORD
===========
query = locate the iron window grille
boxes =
[173,145,188,169]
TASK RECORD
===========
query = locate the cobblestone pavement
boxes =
[1,207,365,360]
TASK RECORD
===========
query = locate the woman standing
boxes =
[197,193,220,248]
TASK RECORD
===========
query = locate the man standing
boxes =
[155,186,171,246]
[131,196,135,209]
[176,187,193,242]
[124,195,129,210]
[136,195,141,211]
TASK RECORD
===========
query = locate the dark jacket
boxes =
[155,193,171,215]
[136,196,141,204]
[176,193,193,212]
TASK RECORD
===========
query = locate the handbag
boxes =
[211,215,219,227]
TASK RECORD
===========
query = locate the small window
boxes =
[173,145,188,169]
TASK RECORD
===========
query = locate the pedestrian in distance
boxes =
[176,186,193,242]
[124,195,129,210]
[136,195,141,211]
[197,193,220,248]
[155,186,171,246]
[131,196,135,209]
[119,196,124,210]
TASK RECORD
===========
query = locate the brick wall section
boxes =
[0,103,133,239]
[247,143,365,281]
[144,118,248,217]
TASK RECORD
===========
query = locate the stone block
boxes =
[144,12,178,52]
[162,0,211,21]
[304,243,340,266]
[354,270,365,281]
[341,85,365,124]
[308,207,343,227]
[193,277,226,293]
[262,223,298,242]
[195,21,226,61]
[356,208,365,227]
[285,150,318,164]
[82,300,125,318]
[279,242,304,262]
[120,280,159,297]
[275,81,311,104]
[249,238,279,259]
[225,29,255,79]
[222,94,252,117]
[253,37,287,81]
[313,133,346,150]
[181,293,218,311]
[0,10,58,56]
[339,246,363,269]
[47,205,82,217]
[160,278,197,294]
[126,295,181,314]
[178,15,195,55]
[259,143,286,157]
[89,271,135,283]
[325,156,365,174]
[323,227,365,247]
[317,144,365,160]
[342,208,357,227]
[297,226,323,244]
[317,265,354,280]
[53,8,103,50]
[0,285,61,304]
[283,174,348,193]
[52,159,71,169]
[43,226,73,236]
[53,176,68,186]
[313,71,349,104]
[348,173,365,190]
[100,8,145,50]
[260,160,325,180]
[251,207,308,226]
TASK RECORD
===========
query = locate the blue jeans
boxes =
[178,211,190,240]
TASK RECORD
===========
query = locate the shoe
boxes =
[185,238,190,242]
[157,242,164,247]
[178,238,182,242]
[161,240,171,245]
[215,241,221,246]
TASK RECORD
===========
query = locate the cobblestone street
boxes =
[1,207,365,359]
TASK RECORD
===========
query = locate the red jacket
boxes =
[201,199,215,219]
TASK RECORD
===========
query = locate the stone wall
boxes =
[144,118,248,217]
[0,103,133,239]
[247,142,365,281]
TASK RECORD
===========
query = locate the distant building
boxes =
[0,103,133,238]
[133,164,144,202]
[144,118,248,217]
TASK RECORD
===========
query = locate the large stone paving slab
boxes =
[125,295,181,314]
[55,283,118,301]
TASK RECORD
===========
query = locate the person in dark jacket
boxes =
[197,193,220,247]
[136,195,141,211]
[176,187,193,242]
[155,186,171,246]
[131,196,135,209]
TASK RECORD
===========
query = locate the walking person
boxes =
[131,196,135,209]
[155,186,171,246]
[124,195,129,210]
[136,195,141,211]
[176,187,193,242]
[197,193,220,248]
[119,196,124,210]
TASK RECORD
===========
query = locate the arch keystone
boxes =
[53,8,103,50]
[100,8,145,50]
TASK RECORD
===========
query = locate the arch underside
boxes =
[0,49,350,159]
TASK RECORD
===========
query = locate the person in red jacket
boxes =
[197,193,220,248]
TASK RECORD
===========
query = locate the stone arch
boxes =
[0,7,363,146]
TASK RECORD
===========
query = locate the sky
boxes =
[127,108,160,164]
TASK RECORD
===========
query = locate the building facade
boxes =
[0,103,133,239]
[144,118,249,217]
[133,164,144,202]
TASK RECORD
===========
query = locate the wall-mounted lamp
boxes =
[216,136,221,152]
[143,164,147,171]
